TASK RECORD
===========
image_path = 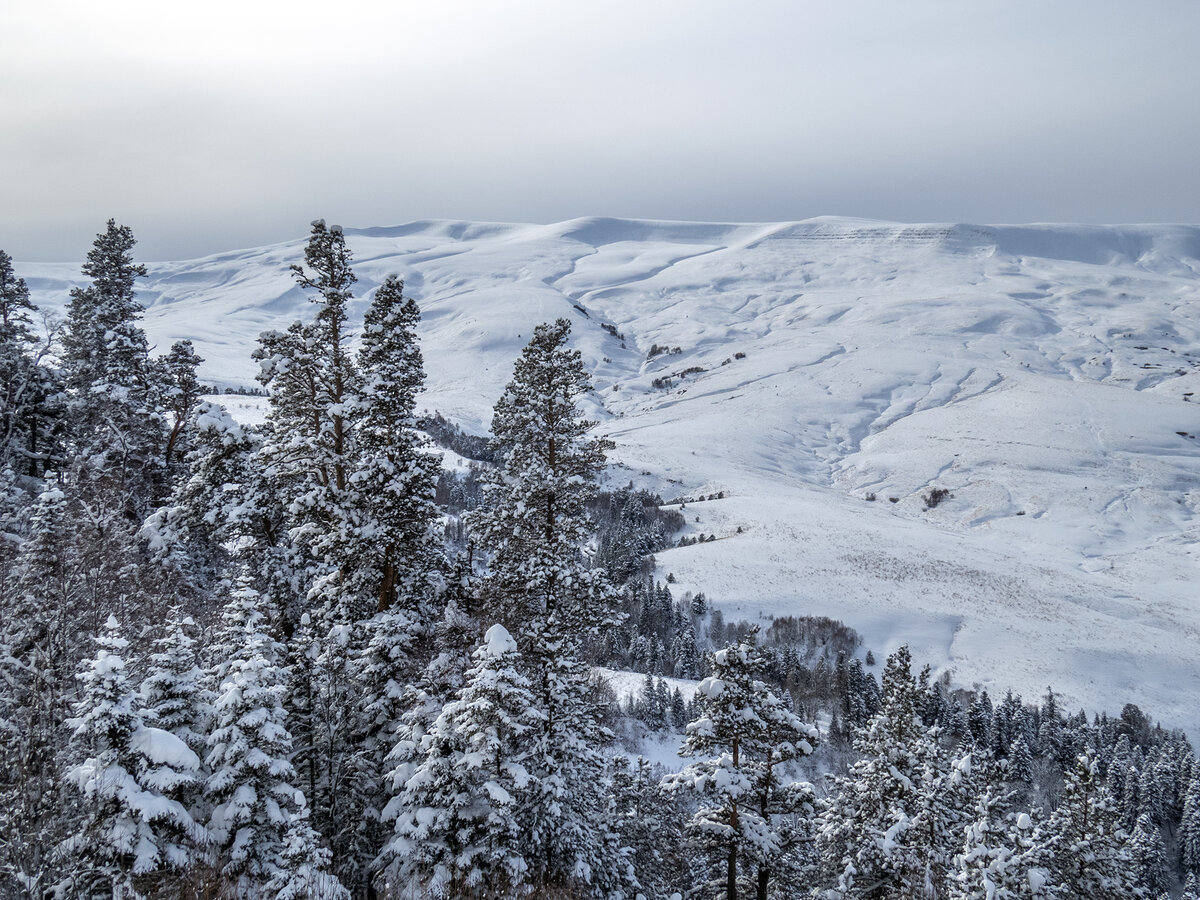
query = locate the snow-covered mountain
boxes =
[22,216,1200,732]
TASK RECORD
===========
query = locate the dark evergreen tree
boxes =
[205,577,345,898]
[468,319,630,897]
[0,249,57,480]
[819,646,978,900]
[1130,813,1168,897]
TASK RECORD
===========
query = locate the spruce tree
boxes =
[62,616,202,897]
[819,646,978,900]
[0,248,56,479]
[61,220,168,513]
[1129,813,1168,897]
[1038,751,1144,899]
[948,792,1056,900]
[205,578,343,898]
[254,219,361,623]
[663,630,819,900]
[348,274,444,616]
[1181,773,1200,879]
[468,319,630,896]
[381,625,541,898]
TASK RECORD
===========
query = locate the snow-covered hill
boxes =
[22,216,1200,732]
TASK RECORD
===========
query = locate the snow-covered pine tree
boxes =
[141,609,211,812]
[819,646,977,900]
[0,489,80,894]
[62,616,202,898]
[266,798,349,900]
[205,577,344,898]
[662,629,819,900]
[1129,813,1168,897]
[377,556,482,876]
[1037,750,1144,899]
[349,273,444,617]
[254,219,362,623]
[468,319,631,897]
[948,791,1056,900]
[155,339,205,469]
[381,624,541,898]
[61,220,170,514]
[610,755,691,899]
[1182,773,1200,880]
[0,248,57,481]
[331,276,448,890]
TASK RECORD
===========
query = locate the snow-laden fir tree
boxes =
[61,220,173,514]
[156,339,206,469]
[333,275,448,890]
[948,790,1056,900]
[1036,750,1143,900]
[346,274,444,617]
[141,609,212,812]
[253,219,362,623]
[362,556,480,895]
[467,318,632,897]
[0,487,80,893]
[381,624,541,898]
[1182,773,1200,880]
[1129,813,1168,897]
[819,646,980,900]
[609,755,692,899]
[204,577,345,899]
[662,629,819,900]
[61,616,203,899]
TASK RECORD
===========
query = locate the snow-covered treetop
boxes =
[484,623,518,657]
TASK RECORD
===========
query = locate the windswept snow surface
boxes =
[23,217,1200,731]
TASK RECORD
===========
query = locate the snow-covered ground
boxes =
[22,216,1200,732]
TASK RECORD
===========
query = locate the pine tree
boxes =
[205,578,344,898]
[156,340,205,468]
[611,755,692,899]
[349,274,444,617]
[0,248,57,479]
[254,219,362,623]
[819,646,978,900]
[140,608,211,826]
[381,625,541,898]
[468,319,630,896]
[663,630,819,900]
[1181,774,1200,879]
[1038,750,1144,899]
[1130,813,1168,897]
[61,220,169,513]
[948,792,1056,900]
[62,616,202,897]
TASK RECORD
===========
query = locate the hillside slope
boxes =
[22,217,1200,731]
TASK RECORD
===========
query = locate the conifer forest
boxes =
[4,219,1200,900]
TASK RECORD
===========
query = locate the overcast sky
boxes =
[4,0,1200,261]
